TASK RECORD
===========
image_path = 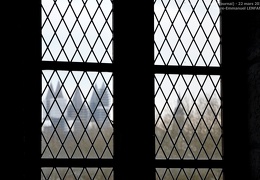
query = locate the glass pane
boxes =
[42,167,113,180]
[156,168,223,180]
[41,0,113,63]
[154,0,220,66]
[155,74,222,159]
[41,70,113,158]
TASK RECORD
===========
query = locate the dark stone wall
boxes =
[248,62,260,180]
[247,14,260,180]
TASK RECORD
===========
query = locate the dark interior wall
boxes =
[247,13,260,180]
[221,2,259,179]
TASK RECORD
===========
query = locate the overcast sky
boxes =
[41,0,221,114]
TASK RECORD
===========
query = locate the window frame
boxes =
[21,0,251,179]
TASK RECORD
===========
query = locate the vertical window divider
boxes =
[113,0,155,179]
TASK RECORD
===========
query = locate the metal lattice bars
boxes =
[155,74,222,160]
[41,0,113,63]
[154,0,221,66]
[41,70,114,159]
[39,0,224,179]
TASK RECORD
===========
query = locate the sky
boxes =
[41,0,221,117]
[41,0,113,63]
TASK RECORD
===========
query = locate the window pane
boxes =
[41,70,113,158]
[42,167,113,180]
[156,168,223,180]
[155,74,222,159]
[154,0,220,66]
[41,0,113,63]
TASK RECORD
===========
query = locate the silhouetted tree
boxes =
[156,94,223,179]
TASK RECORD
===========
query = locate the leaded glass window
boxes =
[154,0,223,179]
[41,0,114,179]
[37,0,224,179]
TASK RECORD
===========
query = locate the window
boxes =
[23,0,250,179]
[154,0,223,179]
[41,0,114,179]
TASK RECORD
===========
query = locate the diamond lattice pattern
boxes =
[156,168,223,180]
[42,0,113,63]
[41,70,113,158]
[42,167,113,180]
[155,74,222,159]
[154,0,220,66]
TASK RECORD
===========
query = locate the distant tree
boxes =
[156,94,223,179]
[41,121,113,180]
